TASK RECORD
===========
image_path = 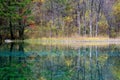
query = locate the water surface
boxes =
[0,43,120,80]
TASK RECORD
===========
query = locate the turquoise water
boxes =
[0,43,120,80]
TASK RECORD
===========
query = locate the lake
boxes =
[0,42,120,80]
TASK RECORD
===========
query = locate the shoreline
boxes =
[25,37,120,42]
[2,37,120,48]
[24,37,120,47]
[3,37,120,42]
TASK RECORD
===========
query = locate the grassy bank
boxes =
[24,37,120,47]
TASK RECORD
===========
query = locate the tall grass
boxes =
[24,37,120,47]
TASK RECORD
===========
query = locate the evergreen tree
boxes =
[0,0,31,40]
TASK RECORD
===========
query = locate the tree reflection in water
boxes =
[0,43,120,80]
[0,43,32,80]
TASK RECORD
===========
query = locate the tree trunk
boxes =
[95,0,101,37]
[83,16,87,36]
[9,18,14,40]
[77,11,81,36]
[77,2,81,36]
[83,0,87,36]
[89,15,92,37]
[19,20,24,40]
[95,13,99,37]
[19,28,24,40]
[89,0,94,37]
[50,0,55,37]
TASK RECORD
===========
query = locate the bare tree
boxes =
[95,0,102,37]
[82,0,87,36]
[89,0,94,37]
[76,0,81,36]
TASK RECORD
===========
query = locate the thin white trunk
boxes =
[89,0,93,37]
[89,16,92,37]
[95,13,99,37]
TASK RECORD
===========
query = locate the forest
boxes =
[0,0,120,79]
[0,0,120,40]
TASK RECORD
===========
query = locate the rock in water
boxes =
[5,39,13,43]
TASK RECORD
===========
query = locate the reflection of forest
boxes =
[0,43,120,80]
[0,43,31,80]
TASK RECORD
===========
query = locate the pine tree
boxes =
[0,0,31,40]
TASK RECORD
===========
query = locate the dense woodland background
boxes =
[0,0,120,40]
